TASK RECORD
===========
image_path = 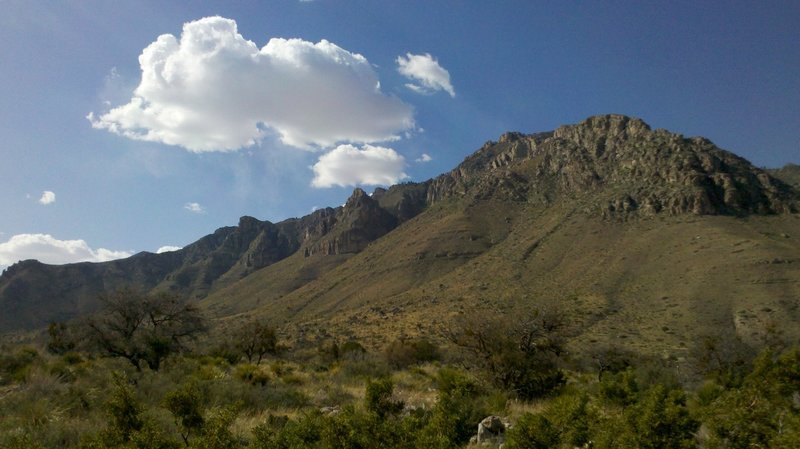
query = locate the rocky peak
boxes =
[304,188,399,257]
[426,114,797,216]
[371,187,388,201]
[237,215,264,232]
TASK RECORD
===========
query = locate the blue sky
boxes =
[1,0,798,269]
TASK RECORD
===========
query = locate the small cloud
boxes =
[38,191,56,205]
[311,144,408,188]
[184,202,206,214]
[156,245,182,254]
[0,233,132,267]
[397,53,455,97]
[88,16,414,152]
[416,153,433,163]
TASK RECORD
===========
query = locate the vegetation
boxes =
[2,289,800,448]
[84,288,207,371]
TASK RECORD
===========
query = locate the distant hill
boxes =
[2,115,798,363]
[770,163,800,189]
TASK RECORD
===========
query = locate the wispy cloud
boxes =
[156,245,182,253]
[184,202,206,214]
[416,153,433,163]
[397,53,455,97]
[0,233,132,267]
[311,144,408,188]
[89,16,414,152]
[38,190,56,205]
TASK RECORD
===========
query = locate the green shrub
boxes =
[0,346,40,385]
[624,385,698,449]
[506,413,559,449]
[417,368,486,449]
[163,380,206,445]
[235,363,270,386]
[597,368,639,407]
[252,411,325,449]
[365,378,404,419]
[384,338,440,369]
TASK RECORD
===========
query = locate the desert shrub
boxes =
[252,410,325,449]
[597,368,640,407]
[505,392,594,449]
[235,363,270,386]
[583,345,634,380]
[340,340,366,358]
[690,333,753,387]
[47,321,78,355]
[623,385,698,449]
[195,368,309,413]
[189,406,240,449]
[336,354,392,381]
[106,373,145,441]
[0,345,40,384]
[207,342,243,365]
[384,338,441,369]
[416,368,487,449]
[163,380,206,446]
[506,413,559,449]
[365,377,404,419]
[702,348,800,448]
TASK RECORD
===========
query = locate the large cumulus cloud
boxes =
[89,16,414,152]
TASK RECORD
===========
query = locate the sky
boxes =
[1,0,799,271]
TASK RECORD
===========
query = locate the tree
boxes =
[446,307,567,399]
[233,320,278,364]
[46,321,76,355]
[85,288,207,371]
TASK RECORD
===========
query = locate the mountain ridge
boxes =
[1,114,797,333]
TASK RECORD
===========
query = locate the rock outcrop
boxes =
[424,114,796,216]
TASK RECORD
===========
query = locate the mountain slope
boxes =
[1,114,797,342]
[202,115,800,359]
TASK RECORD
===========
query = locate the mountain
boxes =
[2,115,799,361]
[770,163,800,189]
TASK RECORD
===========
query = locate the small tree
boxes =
[233,320,278,365]
[85,288,207,371]
[46,321,76,355]
[163,380,205,447]
[446,307,567,399]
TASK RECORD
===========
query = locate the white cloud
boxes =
[396,53,455,97]
[184,202,206,214]
[38,191,56,205]
[156,245,182,253]
[311,144,408,188]
[0,234,133,267]
[416,153,432,163]
[88,16,414,152]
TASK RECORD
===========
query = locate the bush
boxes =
[624,385,698,449]
[365,378,403,419]
[506,414,559,449]
[0,346,39,385]
[384,338,440,369]
[163,380,206,446]
[417,368,486,449]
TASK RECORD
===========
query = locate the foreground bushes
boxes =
[3,333,800,448]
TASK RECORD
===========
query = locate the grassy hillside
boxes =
[204,197,800,365]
